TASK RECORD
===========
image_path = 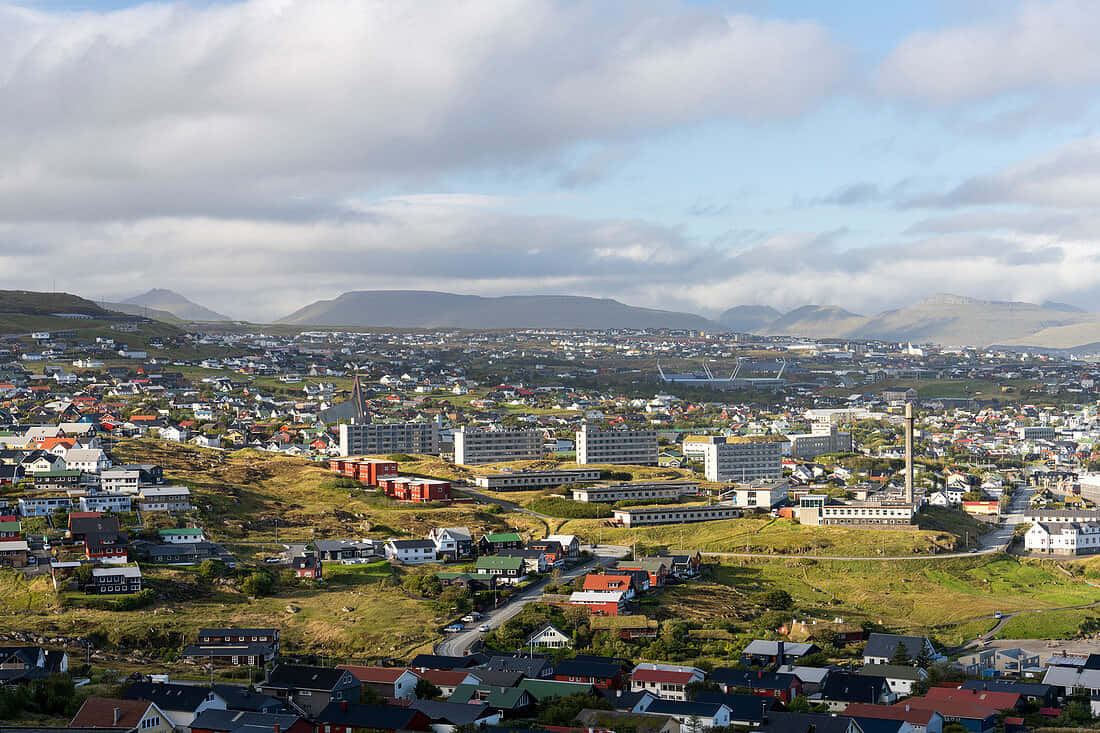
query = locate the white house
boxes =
[137,486,192,513]
[1025,521,1100,556]
[525,624,571,650]
[64,449,110,475]
[383,539,437,564]
[860,663,927,696]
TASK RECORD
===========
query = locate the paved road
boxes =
[703,484,1037,562]
[434,544,630,657]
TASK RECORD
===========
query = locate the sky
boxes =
[5,0,1100,322]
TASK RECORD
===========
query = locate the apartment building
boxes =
[576,426,658,466]
[611,503,741,527]
[787,425,852,460]
[1026,522,1100,555]
[1017,426,1056,441]
[799,496,917,529]
[572,480,698,504]
[473,468,602,491]
[683,435,784,483]
[338,421,439,457]
[99,469,140,493]
[453,427,542,465]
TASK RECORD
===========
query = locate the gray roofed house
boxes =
[211,685,284,713]
[740,640,818,665]
[861,633,939,665]
[758,711,864,733]
[410,699,500,727]
[859,663,927,696]
[123,681,227,730]
[189,709,303,733]
[485,655,554,679]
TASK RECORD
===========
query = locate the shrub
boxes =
[387,453,414,462]
[528,497,612,519]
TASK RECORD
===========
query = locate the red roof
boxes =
[925,686,1020,711]
[71,697,156,728]
[583,574,632,592]
[416,669,474,687]
[843,703,935,724]
[629,668,697,684]
[337,665,418,684]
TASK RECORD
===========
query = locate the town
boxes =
[3,310,1100,733]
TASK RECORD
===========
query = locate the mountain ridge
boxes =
[278,290,718,330]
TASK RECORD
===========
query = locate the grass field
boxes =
[0,561,443,661]
[558,513,965,556]
[823,378,1044,404]
[701,554,1100,647]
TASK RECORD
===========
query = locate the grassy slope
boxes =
[698,555,1100,646]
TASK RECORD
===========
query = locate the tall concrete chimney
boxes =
[904,402,915,504]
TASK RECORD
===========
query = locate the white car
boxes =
[478,624,491,633]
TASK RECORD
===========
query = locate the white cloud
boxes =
[0,0,848,220]
[877,0,1100,104]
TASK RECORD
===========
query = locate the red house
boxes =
[553,657,625,690]
[292,555,322,579]
[379,477,450,503]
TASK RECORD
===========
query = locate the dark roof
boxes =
[212,684,284,712]
[554,658,622,680]
[820,671,887,703]
[485,656,552,679]
[410,699,493,725]
[710,668,797,691]
[473,669,525,687]
[959,679,1053,697]
[387,539,435,549]
[263,664,353,692]
[646,700,728,718]
[200,628,278,638]
[759,711,866,733]
[189,709,301,733]
[863,632,930,660]
[696,691,779,721]
[69,516,121,536]
[409,654,477,670]
[596,687,653,711]
[314,702,426,730]
[123,681,219,711]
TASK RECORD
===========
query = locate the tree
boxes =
[436,585,472,615]
[889,641,911,665]
[239,570,275,597]
[415,678,442,700]
[760,589,793,610]
[537,692,610,725]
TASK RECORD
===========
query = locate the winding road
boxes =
[434,543,630,657]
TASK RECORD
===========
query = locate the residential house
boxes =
[70,697,172,733]
[544,534,581,558]
[410,699,500,733]
[709,668,802,703]
[740,640,819,667]
[427,527,474,560]
[259,664,360,718]
[477,532,523,555]
[553,656,626,689]
[568,590,625,616]
[123,682,227,732]
[645,700,731,733]
[384,539,437,565]
[862,633,939,665]
[190,710,310,733]
[629,663,705,701]
[474,555,527,584]
[818,672,892,711]
[137,486,192,513]
[291,554,322,579]
[337,665,421,700]
[314,539,380,563]
[447,684,535,719]
[615,558,670,587]
[525,624,571,650]
[859,664,927,697]
[313,702,431,733]
[583,573,638,600]
[158,528,206,544]
[89,566,142,595]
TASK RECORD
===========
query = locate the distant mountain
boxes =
[732,293,1100,348]
[717,305,782,332]
[97,301,183,324]
[122,289,230,322]
[278,290,718,330]
[1041,300,1086,314]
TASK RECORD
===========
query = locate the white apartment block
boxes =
[453,427,542,465]
[684,436,784,483]
[787,425,852,460]
[576,425,658,466]
[100,469,141,493]
[723,479,790,509]
[1026,522,1100,556]
[137,486,192,513]
[79,492,132,513]
[338,421,439,457]
[800,497,916,529]
[1017,426,1056,441]
[572,480,698,504]
[473,468,602,491]
[612,503,742,527]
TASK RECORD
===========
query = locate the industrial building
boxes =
[786,425,852,460]
[798,495,917,529]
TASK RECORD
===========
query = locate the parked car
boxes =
[444,623,464,633]
[463,612,482,622]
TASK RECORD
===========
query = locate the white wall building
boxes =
[339,421,440,457]
[576,425,658,466]
[453,427,542,465]
[683,436,784,483]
